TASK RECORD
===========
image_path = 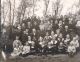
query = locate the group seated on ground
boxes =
[10,17,80,57]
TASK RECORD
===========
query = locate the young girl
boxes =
[49,31,55,39]
[28,36,32,47]
[43,32,50,55]
[21,42,30,57]
[57,33,64,43]
[67,43,76,57]
[70,37,79,54]
[11,36,22,57]
[44,32,50,44]
[70,37,79,49]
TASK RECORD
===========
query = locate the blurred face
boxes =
[25,29,29,33]
[32,28,36,33]
[23,31,26,34]
[65,25,68,30]
[59,33,63,38]
[75,35,79,40]
[69,20,72,24]
[63,21,65,24]
[28,36,31,41]
[66,34,70,39]
[39,36,43,41]
[73,37,76,41]
[22,23,25,27]
[34,21,37,25]
[55,20,58,24]
[51,31,55,36]
[28,22,31,27]
[56,29,60,34]
[70,44,73,46]
[52,36,56,40]
[60,42,63,46]
[16,36,19,40]
[48,21,50,24]
[59,20,62,25]
[26,42,29,46]
[46,32,49,36]
[2,29,6,34]
[14,24,17,28]
[51,20,53,23]
[40,20,43,24]
[18,24,21,30]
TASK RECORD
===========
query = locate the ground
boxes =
[0,52,80,62]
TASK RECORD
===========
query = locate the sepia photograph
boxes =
[0,0,80,62]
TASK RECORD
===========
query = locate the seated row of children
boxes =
[11,30,79,57]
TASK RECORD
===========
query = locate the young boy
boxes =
[27,36,35,54]
[43,32,50,55]
[58,41,65,54]
[48,36,57,54]
[64,34,71,52]
[38,36,44,53]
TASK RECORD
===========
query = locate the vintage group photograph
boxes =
[0,0,80,62]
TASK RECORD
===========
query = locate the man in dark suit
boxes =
[21,29,29,45]
[62,25,71,38]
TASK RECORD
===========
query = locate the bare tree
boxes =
[9,0,12,25]
[0,2,1,38]
[72,0,80,15]
[33,0,35,16]
[8,0,12,38]
[77,0,80,15]
[53,0,63,18]
[44,0,50,17]
[12,0,15,26]
[1,1,9,25]
[17,0,33,24]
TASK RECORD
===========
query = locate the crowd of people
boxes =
[1,16,80,57]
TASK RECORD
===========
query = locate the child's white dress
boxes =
[67,46,76,53]
[22,46,30,54]
[70,40,79,48]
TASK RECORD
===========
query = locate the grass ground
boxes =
[0,52,80,62]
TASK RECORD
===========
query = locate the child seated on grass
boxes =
[21,42,30,57]
[11,36,23,57]
[67,43,76,57]
[70,37,79,54]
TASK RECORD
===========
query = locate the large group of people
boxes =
[1,16,80,57]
